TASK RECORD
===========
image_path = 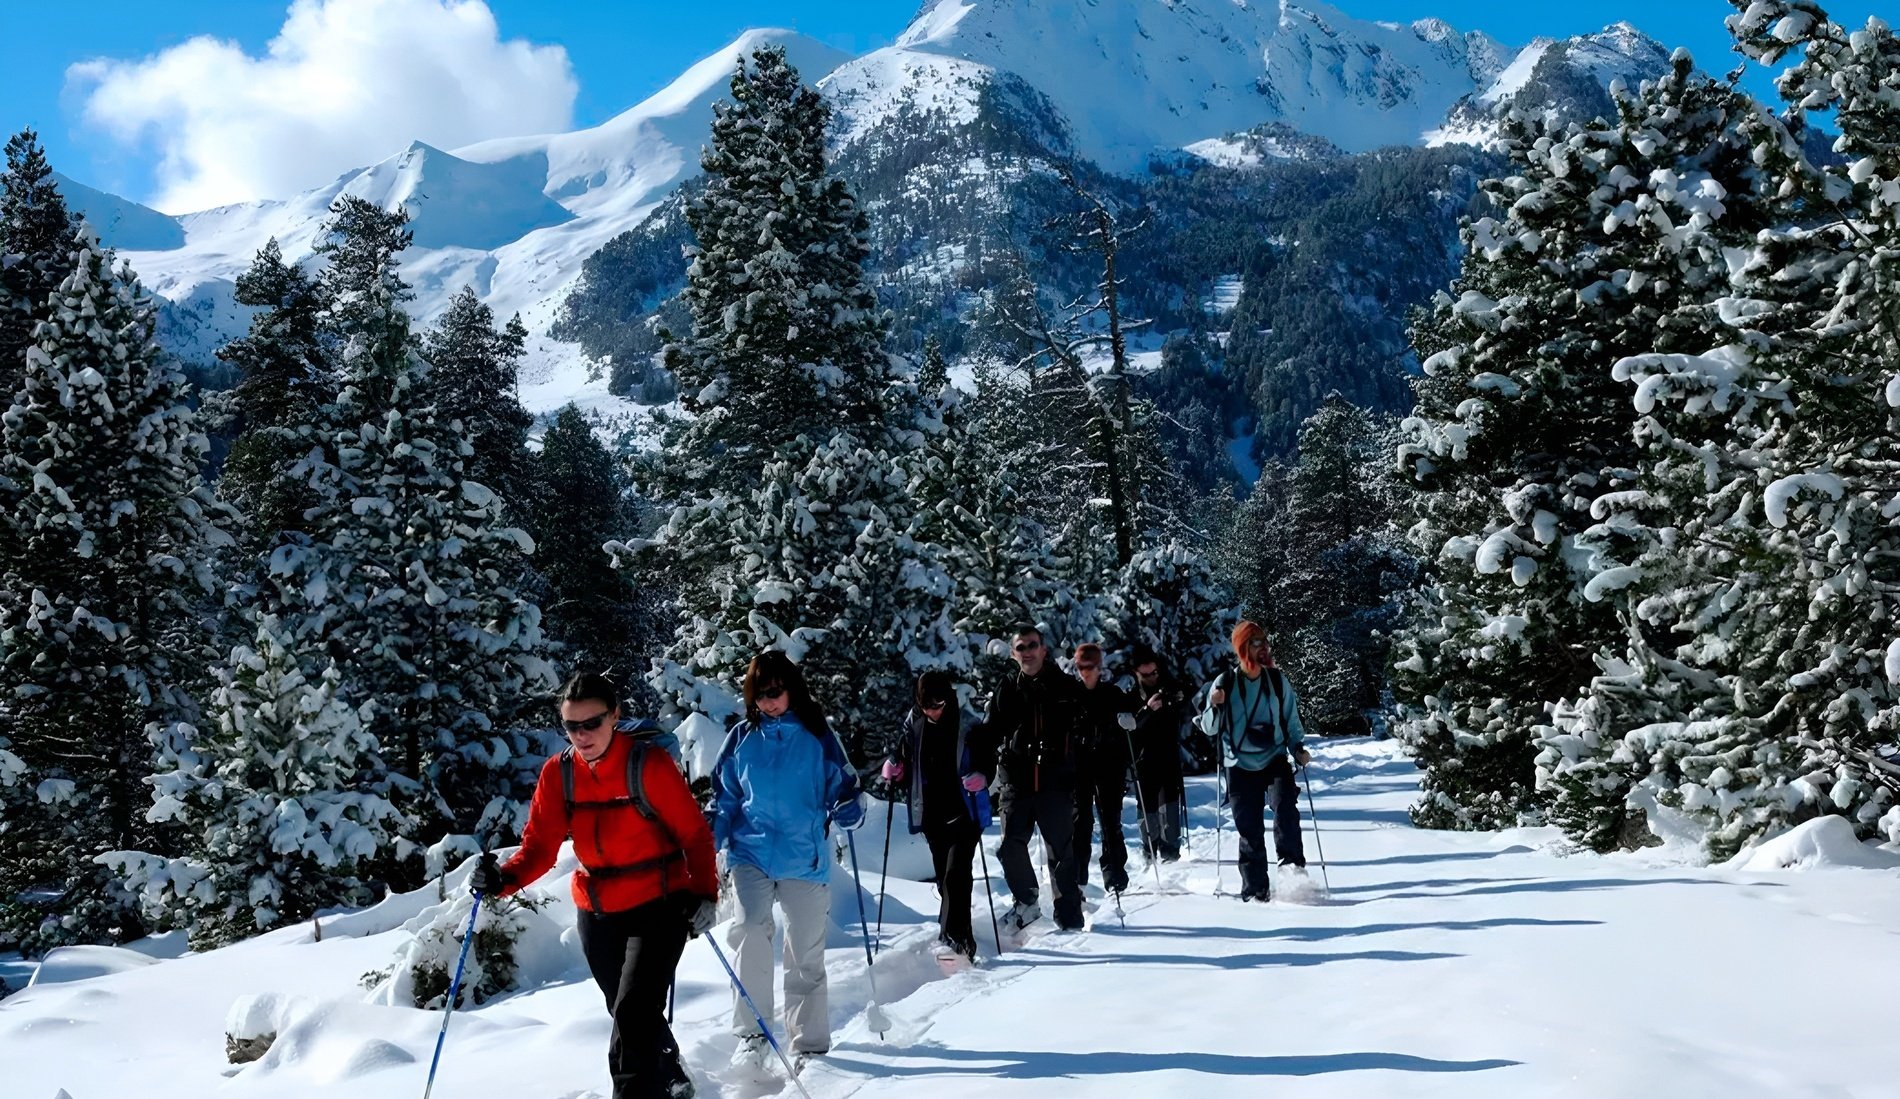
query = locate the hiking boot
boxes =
[792,1050,826,1075]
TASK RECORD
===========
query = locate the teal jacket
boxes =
[1197,667,1305,771]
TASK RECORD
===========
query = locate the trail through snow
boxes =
[5,737,1899,1097]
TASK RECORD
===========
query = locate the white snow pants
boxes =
[727,862,832,1053]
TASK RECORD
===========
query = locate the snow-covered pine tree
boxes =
[269,197,555,864]
[104,615,403,948]
[1530,55,1784,852]
[1393,55,1764,832]
[628,48,955,764]
[910,365,1089,685]
[1230,397,1412,734]
[1563,5,1900,856]
[423,287,534,513]
[0,130,80,401]
[530,404,654,692]
[657,45,890,498]
[1102,539,1235,686]
[0,226,232,951]
[212,238,333,548]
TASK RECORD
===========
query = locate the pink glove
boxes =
[881,759,905,783]
[962,773,987,793]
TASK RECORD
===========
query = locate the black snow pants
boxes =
[578,897,693,1099]
[1229,755,1304,898]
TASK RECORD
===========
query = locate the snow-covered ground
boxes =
[7,737,1899,1098]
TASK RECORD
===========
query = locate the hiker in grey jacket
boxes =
[1199,620,1310,901]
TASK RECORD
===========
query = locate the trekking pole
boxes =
[420,888,483,1099]
[704,936,816,1099]
[874,797,894,956]
[1123,724,1163,895]
[976,832,1003,955]
[1213,764,1228,897]
[1300,760,1332,894]
[843,830,892,1037]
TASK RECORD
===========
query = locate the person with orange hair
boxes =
[1199,621,1310,901]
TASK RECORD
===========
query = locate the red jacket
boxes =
[499,733,717,914]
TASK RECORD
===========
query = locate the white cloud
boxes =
[68,0,578,214]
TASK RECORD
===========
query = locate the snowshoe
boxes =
[730,1034,773,1075]
[792,1051,825,1076]
[934,935,977,973]
[1002,900,1041,931]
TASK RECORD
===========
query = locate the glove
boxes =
[469,852,507,896]
[681,894,718,937]
[1295,746,1312,767]
[832,795,865,830]
[881,758,905,783]
[962,773,987,793]
[1117,713,1137,731]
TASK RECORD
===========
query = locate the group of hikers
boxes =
[469,619,1312,1099]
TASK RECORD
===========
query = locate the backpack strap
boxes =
[625,740,657,822]
[560,746,576,825]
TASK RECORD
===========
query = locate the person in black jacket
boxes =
[879,670,996,962]
[1127,648,1186,862]
[1071,643,1136,893]
[984,624,1086,931]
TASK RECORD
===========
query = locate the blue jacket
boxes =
[711,712,863,883]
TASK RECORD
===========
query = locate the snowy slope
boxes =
[835,0,1515,172]
[6,738,1899,1098]
[51,173,184,252]
[111,29,853,377]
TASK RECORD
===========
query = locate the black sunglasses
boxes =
[562,710,612,735]
[921,698,949,710]
[757,685,788,701]
[1013,641,1041,652]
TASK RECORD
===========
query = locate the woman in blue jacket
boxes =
[711,650,864,1072]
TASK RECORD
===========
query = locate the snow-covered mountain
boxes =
[832,0,1517,171]
[106,28,852,399]
[68,1,1676,405]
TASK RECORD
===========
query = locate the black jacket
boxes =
[984,663,1083,793]
[889,707,996,832]
[1074,680,1137,785]
[1129,674,1186,797]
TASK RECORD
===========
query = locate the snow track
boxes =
[6,738,1900,1097]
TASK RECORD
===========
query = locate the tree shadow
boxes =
[1333,847,1533,868]
[988,947,1460,970]
[1128,917,1603,941]
[1330,876,1540,895]
[825,1044,1521,1080]
[1373,876,1771,902]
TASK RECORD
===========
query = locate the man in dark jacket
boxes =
[1127,649,1186,862]
[1071,643,1136,893]
[984,624,1086,931]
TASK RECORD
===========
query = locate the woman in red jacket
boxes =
[472,673,717,1099]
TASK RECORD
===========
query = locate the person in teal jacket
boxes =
[710,650,863,1071]
[1198,620,1311,901]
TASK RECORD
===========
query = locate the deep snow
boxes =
[7,736,1898,1098]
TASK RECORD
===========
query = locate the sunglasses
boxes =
[1075,662,1100,672]
[758,685,788,701]
[562,710,612,735]
[921,699,949,710]
[1013,641,1041,652]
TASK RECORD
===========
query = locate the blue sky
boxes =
[0,0,1872,211]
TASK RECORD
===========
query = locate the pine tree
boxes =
[1231,397,1413,734]
[0,129,80,402]
[530,404,653,689]
[628,49,955,765]
[1390,57,1770,832]
[104,616,403,948]
[264,197,555,863]
[0,227,233,951]
[658,46,892,498]
[1557,6,1900,855]
[423,287,534,512]
[213,238,333,546]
